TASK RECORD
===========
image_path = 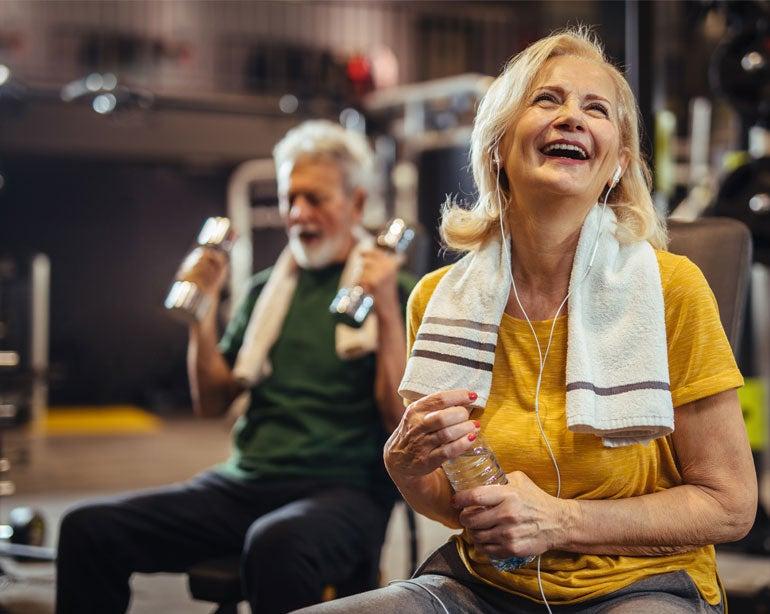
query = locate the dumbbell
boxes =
[6,507,45,547]
[329,218,414,327]
[165,217,236,322]
[0,507,49,561]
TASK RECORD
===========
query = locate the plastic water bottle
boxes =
[442,434,536,572]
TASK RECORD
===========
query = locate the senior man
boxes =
[56,120,415,614]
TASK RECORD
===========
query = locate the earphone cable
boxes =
[495,175,614,614]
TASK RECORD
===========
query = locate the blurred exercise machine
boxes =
[711,1,770,557]
[0,254,54,564]
[669,0,770,558]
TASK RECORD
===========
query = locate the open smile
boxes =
[291,228,324,244]
[539,139,591,164]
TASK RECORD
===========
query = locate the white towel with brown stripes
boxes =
[399,205,674,447]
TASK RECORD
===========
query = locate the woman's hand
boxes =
[454,471,572,559]
[384,389,480,482]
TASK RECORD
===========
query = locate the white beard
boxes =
[287,231,347,270]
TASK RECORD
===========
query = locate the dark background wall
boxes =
[0,157,234,407]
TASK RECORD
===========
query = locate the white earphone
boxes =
[611,164,622,188]
[493,158,623,614]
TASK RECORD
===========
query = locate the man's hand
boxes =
[179,247,229,297]
[354,247,403,306]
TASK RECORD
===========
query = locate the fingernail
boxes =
[474,420,480,428]
[469,391,478,401]
[468,433,477,441]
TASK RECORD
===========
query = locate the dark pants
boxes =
[55,471,391,614]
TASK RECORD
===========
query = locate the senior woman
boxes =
[295,28,756,614]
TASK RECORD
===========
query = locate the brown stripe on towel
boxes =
[423,316,499,333]
[411,349,494,372]
[416,333,496,353]
[566,381,671,395]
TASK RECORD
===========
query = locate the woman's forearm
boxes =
[561,482,755,556]
[384,388,479,531]
[388,465,462,529]
[561,392,756,556]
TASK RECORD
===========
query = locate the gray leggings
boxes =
[294,542,724,614]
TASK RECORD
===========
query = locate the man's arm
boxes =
[188,299,244,418]
[373,289,408,431]
[358,250,409,432]
[185,249,245,418]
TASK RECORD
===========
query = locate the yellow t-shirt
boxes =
[406,249,744,606]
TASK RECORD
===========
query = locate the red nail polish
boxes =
[474,420,480,428]
[469,391,478,401]
[468,433,477,441]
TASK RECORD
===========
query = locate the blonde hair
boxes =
[441,26,667,252]
[272,120,374,194]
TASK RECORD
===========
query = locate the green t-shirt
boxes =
[218,262,415,499]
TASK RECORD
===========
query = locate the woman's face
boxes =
[502,55,627,207]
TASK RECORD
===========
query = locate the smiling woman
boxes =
[295,26,756,614]
[441,29,667,256]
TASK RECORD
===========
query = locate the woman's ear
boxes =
[618,147,631,179]
[607,148,631,191]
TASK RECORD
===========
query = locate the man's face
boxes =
[277,157,363,269]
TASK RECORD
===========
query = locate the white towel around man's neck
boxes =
[232,233,378,388]
[398,205,674,447]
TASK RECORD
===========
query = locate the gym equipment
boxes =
[6,506,45,547]
[710,5,770,125]
[0,416,46,562]
[706,2,770,566]
[713,155,770,264]
[712,146,770,558]
[0,254,53,564]
[0,506,53,562]
[165,217,236,323]
[60,72,154,115]
[329,218,414,327]
[363,74,490,274]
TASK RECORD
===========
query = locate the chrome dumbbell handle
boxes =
[197,217,237,251]
[329,285,375,327]
[376,218,415,252]
[164,280,213,323]
[164,217,236,323]
[330,218,414,328]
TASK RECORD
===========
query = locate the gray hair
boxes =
[272,120,374,194]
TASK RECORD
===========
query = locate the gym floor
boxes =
[2,412,770,614]
[0,413,456,614]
